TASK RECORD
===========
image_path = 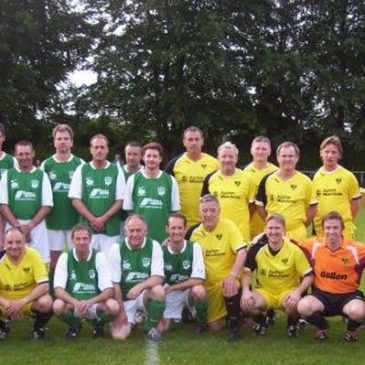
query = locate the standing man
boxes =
[201,141,255,245]
[241,214,313,337]
[53,224,119,339]
[41,124,84,272]
[186,194,246,341]
[242,136,278,239]
[0,140,53,263]
[69,134,125,254]
[0,228,53,340]
[0,123,17,248]
[157,213,207,334]
[166,126,219,228]
[123,142,180,243]
[108,215,166,341]
[311,136,360,239]
[298,211,365,342]
[256,141,316,241]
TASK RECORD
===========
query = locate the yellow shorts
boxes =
[255,288,294,310]
[0,302,33,317]
[206,284,226,323]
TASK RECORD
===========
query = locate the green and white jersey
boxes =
[123,171,180,243]
[69,161,126,236]
[0,167,53,220]
[0,152,17,179]
[54,248,112,300]
[41,155,84,230]
[163,240,205,285]
[108,237,164,301]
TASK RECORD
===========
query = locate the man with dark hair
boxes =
[0,140,53,262]
[69,134,125,254]
[123,142,180,243]
[298,211,365,342]
[53,224,119,339]
[0,228,53,340]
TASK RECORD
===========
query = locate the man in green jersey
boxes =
[123,142,180,243]
[69,134,125,254]
[108,215,166,341]
[41,124,84,272]
[0,123,17,248]
[157,213,207,334]
[0,141,53,263]
[53,224,119,339]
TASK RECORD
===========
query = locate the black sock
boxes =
[287,314,299,327]
[305,311,328,330]
[33,311,53,330]
[347,318,363,331]
[253,313,267,326]
[224,293,241,332]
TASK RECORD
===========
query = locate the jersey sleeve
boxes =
[0,170,9,204]
[96,252,113,291]
[108,244,122,283]
[41,172,54,207]
[116,167,126,200]
[151,241,164,277]
[32,250,49,284]
[349,173,361,200]
[170,176,181,211]
[304,176,313,207]
[165,154,182,176]
[244,244,261,272]
[255,174,270,207]
[191,243,205,280]
[68,165,83,199]
[201,172,213,197]
[53,252,68,289]
[122,174,135,210]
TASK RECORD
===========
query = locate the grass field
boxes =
[2,210,365,365]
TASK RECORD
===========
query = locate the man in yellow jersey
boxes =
[243,136,278,239]
[165,126,219,228]
[311,136,360,239]
[186,194,246,342]
[255,141,317,241]
[0,228,53,340]
[201,141,255,245]
[241,214,312,337]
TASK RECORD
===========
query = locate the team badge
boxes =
[281,258,289,264]
[182,260,190,270]
[68,170,75,179]
[23,267,30,273]
[86,177,94,186]
[142,257,151,268]
[342,257,349,265]
[122,260,131,270]
[234,181,241,187]
[259,269,267,276]
[137,187,146,196]
[336,178,342,184]
[181,176,188,183]
[201,164,207,169]
[215,234,223,240]
[10,179,19,189]
[104,176,112,186]
[49,171,57,180]
[290,184,297,190]
[31,180,39,189]
[157,186,166,196]
[89,269,96,279]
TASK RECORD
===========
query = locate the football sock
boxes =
[193,297,208,325]
[145,300,166,331]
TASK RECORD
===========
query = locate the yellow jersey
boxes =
[201,169,255,243]
[0,247,48,301]
[243,162,278,238]
[165,153,219,227]
[256,171,314,241]
[311,166,360,238]
[245,238,312,294]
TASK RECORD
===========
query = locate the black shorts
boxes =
[312,289,364,316]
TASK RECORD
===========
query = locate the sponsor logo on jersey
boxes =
[89,269,96,279]
[142,257,151,268]
[31,180,40,189]
[137,187,146,196]
[14,190,37,201]
[125,272,149,282]
[122,260,131,270]
[53,182,70,192]
[140,198,163,208]
[73,282,97,294]
[89,188,110,198]
[157,186,166,196]
[104,176,113,186]
[49,171,57,180]
[170,273,189,283]
[320,271,348,280]
[86,177,94,186]
[182,260,191,270]
[164,264,173,272]
[10,179,19,189]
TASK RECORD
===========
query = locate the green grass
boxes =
[2,209,365,365]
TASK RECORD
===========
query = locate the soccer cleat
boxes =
[266,310,277,327]
[344,330,358,343]
[93,325,105,339]
[314,329,329,341]
[287,324,300,338]
[195,323,208,335]
[32,327,46,340]
[145,328,163,342]
[298,318,308,329]
[253,323,267,336]
[0,320,8,341]
[227,330,241,342]
[65,327,78,340]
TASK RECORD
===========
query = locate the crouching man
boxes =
[53,224,119,339]
[108,215,166,341]
[0,227,53,340]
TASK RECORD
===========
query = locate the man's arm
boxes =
[0,205,19,227]
[305,205,317,226]
[166,278,204,293]
[222,248,247,297]
[127,276,164,300]
[351,198,360,219]
[283,273,313,312]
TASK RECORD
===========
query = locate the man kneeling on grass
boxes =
[298,211,365,342]
[241,214,313,338]
[53,224,119,339]
[0,227,53,340]
[108,215,166,342]
[157,213,208,334]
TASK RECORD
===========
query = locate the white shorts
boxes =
[6,220,49,263]
[91,234,120,255]
[74,303,98,320]
[163,289,191,320]
[47,229,73,251]
[123,291,147,325]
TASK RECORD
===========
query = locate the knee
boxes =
[345,304,365,322]
[149,285,165,301]
[105,299,120,316]
[110,324,131,341]
[36,294,53,312]
[53,299,67,315]
[192,285,207,301]
[297,297,316,317]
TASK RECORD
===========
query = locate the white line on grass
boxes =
[145,340,160,365]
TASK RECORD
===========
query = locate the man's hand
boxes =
[283,289,301,313]
[222,274,238,297]
[240,290,255,312]
[91,217,105,232]
[127,284,143,300]
[3,299,25,320]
